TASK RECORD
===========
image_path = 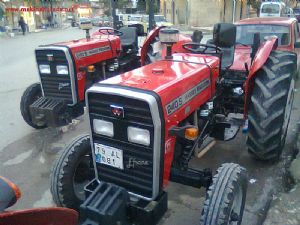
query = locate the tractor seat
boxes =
[119,27,138,50]
[206,39,234,70]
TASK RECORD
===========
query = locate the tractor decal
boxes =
[165,78,210,115]
[75,46,111,59]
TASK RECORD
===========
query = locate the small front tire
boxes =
[20,82,47,129]
[200,163,248,225]
[50,134,94,211]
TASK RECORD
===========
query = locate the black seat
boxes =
[212,23,236,70]
[119,27,138,50]
[128,24,145,36]
[220,46,235,70]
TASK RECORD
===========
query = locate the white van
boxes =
[260,2,286,17]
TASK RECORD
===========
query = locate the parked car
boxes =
[259,1,287,17]
[127,14,143,26]
[78,17,92,29]
[91,17,102,26]
[142,14,173,33]
[117,14,130,25]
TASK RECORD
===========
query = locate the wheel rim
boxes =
[228,185,243,225]
[281,79,294,140]
[72,154,92,201]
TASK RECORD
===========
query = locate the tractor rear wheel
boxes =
[20,82,47,129]
[247,51,296,161]
[200,163,248,225]
[50,135,94,211]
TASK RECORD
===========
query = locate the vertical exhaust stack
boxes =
[159,28,179,59]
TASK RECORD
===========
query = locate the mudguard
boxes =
[140,26,191,65]
[243,37,278,117]
[140,27,165,65]
[0,208,78,225]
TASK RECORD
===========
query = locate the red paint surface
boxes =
[0,207,78,225]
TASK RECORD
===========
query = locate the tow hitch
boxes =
[80,179,168,225]
[29,97,84,127]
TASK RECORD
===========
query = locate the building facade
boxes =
[1,0,91,32]
[160,0,248,27]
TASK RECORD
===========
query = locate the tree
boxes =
[247,0,261,16]
[137,0,159,13]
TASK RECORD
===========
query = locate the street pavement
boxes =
[0,27,299,225]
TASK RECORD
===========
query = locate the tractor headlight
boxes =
[39,64,50,74]
[127,126,150,146]
[56,65,68,75]
[93,119,114,137]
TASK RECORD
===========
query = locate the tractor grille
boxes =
[88,92,155,199]
[35,49,74,104]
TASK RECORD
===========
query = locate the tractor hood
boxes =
[53,36,121,67]
[100,53,220,119]
[229,45,252,71]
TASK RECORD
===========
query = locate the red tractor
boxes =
[50,22,296,225]
[20,26,142,129]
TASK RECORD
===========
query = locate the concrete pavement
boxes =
[0,27,299,225]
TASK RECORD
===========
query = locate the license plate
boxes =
[94,143,124,170]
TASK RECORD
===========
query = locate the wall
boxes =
[161,0,248,27]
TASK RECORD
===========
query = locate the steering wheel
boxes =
[98,28,123,36]
[182,43,221,54]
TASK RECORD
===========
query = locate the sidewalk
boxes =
[0,23,71,39]
[264,122,300,225]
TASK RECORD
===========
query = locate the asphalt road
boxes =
[0,27,299,225]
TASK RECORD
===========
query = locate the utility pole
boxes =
[232,0,236,23]
[50,0,53,27]
[112,0,117,29]
[149,0,154,31]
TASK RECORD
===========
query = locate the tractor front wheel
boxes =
[200,163,248,225]
[247,51,296,161]
[50,135,94,211]
[20,83,47,129]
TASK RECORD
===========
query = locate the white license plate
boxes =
[94,143,124,170]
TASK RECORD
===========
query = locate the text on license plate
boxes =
[94,143,124,170]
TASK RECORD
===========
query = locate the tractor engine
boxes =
[30,34,122,127]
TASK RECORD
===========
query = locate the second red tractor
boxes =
[49,20,297,225]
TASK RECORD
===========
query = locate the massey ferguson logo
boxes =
[58,82,70,90]
[110,105,124,118]
[47,54,54,61]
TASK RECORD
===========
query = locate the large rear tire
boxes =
[20,83,47,129]
[200,163,248,225]
[50,135,94,211]
[247,51,296,161]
